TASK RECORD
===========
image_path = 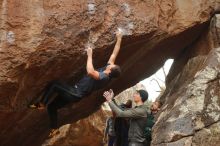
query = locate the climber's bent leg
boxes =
[40,81,75,105]
[47,94,82,129]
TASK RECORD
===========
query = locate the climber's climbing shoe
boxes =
[28,102,45,110]
[28,103,38,109]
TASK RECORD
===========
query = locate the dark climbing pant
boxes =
[115,118,129,146]
[40,81,81,105]
[47,94,81,129]
[108,135,116,146]
[40,81,82,129]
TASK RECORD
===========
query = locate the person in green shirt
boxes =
[103,89,149,146]
[144,101,161,146]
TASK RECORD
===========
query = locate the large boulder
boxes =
[0,0,219,145]
[42,109,110,146]
[152,14,220,146]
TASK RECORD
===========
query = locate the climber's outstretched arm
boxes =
[86,47,100,80]
[107,31,123,65]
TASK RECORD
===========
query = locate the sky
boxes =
[140,59,174,101]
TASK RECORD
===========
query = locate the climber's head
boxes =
[106,64,121,78]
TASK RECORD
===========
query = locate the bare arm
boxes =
[86,47,100,80]
[107,31,123,65]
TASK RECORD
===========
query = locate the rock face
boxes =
[0,0,219,145]
[42,109,110,146]
[152,14,220,146]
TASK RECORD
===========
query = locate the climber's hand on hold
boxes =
[86,46,93,57]
[116,28,123,39]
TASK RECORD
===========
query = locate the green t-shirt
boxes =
[144,113,155,141]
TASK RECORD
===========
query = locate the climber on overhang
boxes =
[28,30,123,137]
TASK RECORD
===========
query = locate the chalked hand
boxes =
[116,28,123,38]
